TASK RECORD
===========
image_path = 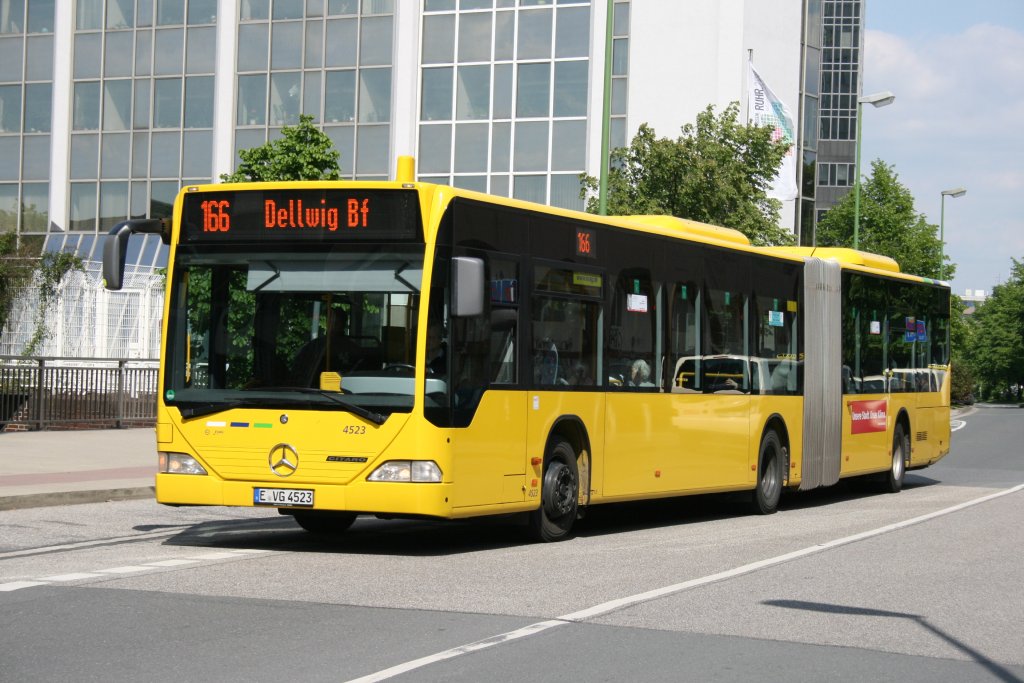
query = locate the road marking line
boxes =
[0,529,184,560]
[96,565,154,574]
[187,551,248,560]
[228,549,273,554]
[0,547,275,592]
[951,420,966,432]
[344,620,567,683]
[0,581,49,592]
[344,482,1024,683]
[39,573,103,581]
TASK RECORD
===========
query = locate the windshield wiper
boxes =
[394,261,419,293]
[251,260,281,292]
[249,386,387,426]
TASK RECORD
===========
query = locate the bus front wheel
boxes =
[291,511,357,535]
[529,439,579,542]
[751,431,783,515]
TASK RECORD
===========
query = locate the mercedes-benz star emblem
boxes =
[269,443,299,477]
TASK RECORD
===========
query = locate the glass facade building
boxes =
[812,0,864,236]
[0,0,55,249]
[0,0,859,272]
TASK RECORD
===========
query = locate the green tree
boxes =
[580,103,794,246]
[949,295,976,404]
[220,114,341,183]
[0,233,37,339]
[23,251,85,356]
[0,233,83,356]
[816,160,947,279]
[967,259,1024,401]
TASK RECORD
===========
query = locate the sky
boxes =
[858,0,1024,298]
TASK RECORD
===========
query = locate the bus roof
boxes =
[619,215,750,246]
[761,246,901,273]
[188,169,939,286]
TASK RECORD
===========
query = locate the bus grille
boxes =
[201,447,369,485]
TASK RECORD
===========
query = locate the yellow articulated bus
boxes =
[103,157,951,542]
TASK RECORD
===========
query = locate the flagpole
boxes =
[597,0,614,216]
[745,49,753,121]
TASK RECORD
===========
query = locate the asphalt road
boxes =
[1,406,1022,682]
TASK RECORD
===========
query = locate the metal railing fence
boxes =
[1,356,159,431]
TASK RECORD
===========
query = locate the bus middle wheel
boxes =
[529,438,579,542]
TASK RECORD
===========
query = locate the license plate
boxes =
[253,488,314,507]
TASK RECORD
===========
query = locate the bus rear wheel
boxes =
[529,439,579,542]
[291,511,357,535]
[751,431,783,515]
[878,423,908,493]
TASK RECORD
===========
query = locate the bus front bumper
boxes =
[155,473,456,518]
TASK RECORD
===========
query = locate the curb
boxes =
[0,486,155,512]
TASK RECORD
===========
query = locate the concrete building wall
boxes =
[628,0,804,230]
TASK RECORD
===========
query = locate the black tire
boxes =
[292,511,357,535]
[751,431,783,515]
[529,439,579,542]
[879,423,908,493]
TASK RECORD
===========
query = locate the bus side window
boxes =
[606,269,656,390]
[531,263,600,388]
[669,275,700,393]
[489,258,519,385]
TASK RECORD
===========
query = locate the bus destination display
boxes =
[181,189,420,243]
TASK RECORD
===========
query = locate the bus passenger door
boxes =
[447,254,528,507]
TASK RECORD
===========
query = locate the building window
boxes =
[416,0,598,209]
[818,162,855,187]
[818,0,861,142]
[236,1,394,179]
[65,0,216,263]
[0,0,54,236]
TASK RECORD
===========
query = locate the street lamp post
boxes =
[939,187,966,280]
[852,91,895,250]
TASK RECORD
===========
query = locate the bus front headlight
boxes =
[367,460,442,483]
[158,452,208,475]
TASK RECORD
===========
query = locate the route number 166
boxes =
[201,200,231,232]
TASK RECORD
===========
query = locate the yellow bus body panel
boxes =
[448,390,529,510]
[154,389,813,516]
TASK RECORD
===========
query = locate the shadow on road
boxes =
[764,599,1022,683]
[149,473,944,557]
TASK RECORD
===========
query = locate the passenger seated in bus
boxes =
[567,361,593,386]
[704,358,743,393]
[629,358,654,387]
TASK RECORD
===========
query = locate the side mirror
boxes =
[102,218,167,291]
[452,256,484,317]
[102,223,133,291]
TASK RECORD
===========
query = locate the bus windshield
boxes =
[164,245,433,419]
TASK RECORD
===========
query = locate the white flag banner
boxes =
[747,62,798,201]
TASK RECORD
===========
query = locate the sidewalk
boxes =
[0,428,156,511]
